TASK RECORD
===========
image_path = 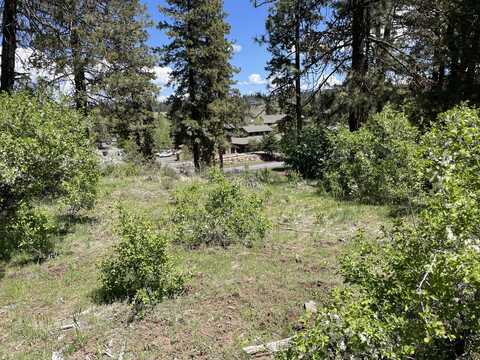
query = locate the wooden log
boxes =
[243,337,293,357]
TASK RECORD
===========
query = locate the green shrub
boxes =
[282,126,332,179]
[283,106,480,359]
[0,92,99,259]
[99,208,183,305]
[0,204,55,261]
[170,169,270,247]
[324,106,420,204]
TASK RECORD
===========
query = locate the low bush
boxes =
[0,92,99,259]
[170,169,270,247]
[282,126,332,179]
[324,106,420,204]
[99,208,183,306]
[0,204,55,262]
[283,105,480,359]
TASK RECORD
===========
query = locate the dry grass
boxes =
[0,169,390,359]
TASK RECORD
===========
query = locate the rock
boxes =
[52,351,64,360]
[304,300,317,314]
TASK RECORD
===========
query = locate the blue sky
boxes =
[142,0,272,98]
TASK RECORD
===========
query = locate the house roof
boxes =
[242,124,273,133]
[262,114,287,125]
[231,136,263,146]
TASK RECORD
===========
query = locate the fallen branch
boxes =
[243,337,293,357]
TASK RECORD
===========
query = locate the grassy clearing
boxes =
[0,170,390,359]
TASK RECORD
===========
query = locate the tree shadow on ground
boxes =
[0,213,98,269]
[55,213,98,236]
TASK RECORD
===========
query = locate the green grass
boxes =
[0,170,390,359]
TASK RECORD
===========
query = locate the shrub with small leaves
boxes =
[282,126,332,179]
[283,105,480,359]
[99,208,183,305]
[324,106,420,204]
[0,203,55,261]
[170,168,270,247]
[0,92,99,259]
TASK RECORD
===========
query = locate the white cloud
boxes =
[249,73,267,85]
[154,66,172,86]
[232,44,242,53]
[1,48,177,101]
[239,73,268,86]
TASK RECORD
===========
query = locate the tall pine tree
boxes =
[159,0,236,169]
[256,0,324,137]
[95,0,159,157]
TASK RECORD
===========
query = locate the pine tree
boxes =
[28,0,109,111]
[96,0,159,157]
[26,0,159,156]
[256,0,324,137]
[404,0,480,115]
[159,0,237,169]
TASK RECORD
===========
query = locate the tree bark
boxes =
[70,27,87,112]
[193,141,200,170]
[186,0,201,171]
[348,0,369,132]
[218,148,224,169]
[294,0,302,138]
[1,0,17,92]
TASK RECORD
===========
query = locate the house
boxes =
[241,124,273,136]
[228,114,285,153]
[261,114,287,126]
[230,126,272,153]
[230,136,264,153]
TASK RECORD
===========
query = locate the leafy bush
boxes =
[170,169,270,247]
[283,106,480,359]
[282,126,332,179]
[0,92,99,259]
[0,204,55,261]
[324,106,420,203]
[99,208,183,305]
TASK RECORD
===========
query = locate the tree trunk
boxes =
[294,0,302,138]
[1,0,17,92]
[186,0,201,171]
[219,148,224,169]
[193,141,200,170]
[348,0,369,132]
[70,27,87,112]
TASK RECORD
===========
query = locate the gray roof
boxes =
[262,114,287,125]
[242,124,273,133]
[231,136,263,146]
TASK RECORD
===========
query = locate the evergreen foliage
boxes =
[28,0,159,157]
[159,0,237,169]
[257,0,324,135]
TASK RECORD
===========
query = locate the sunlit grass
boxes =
[0,169,391,359]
